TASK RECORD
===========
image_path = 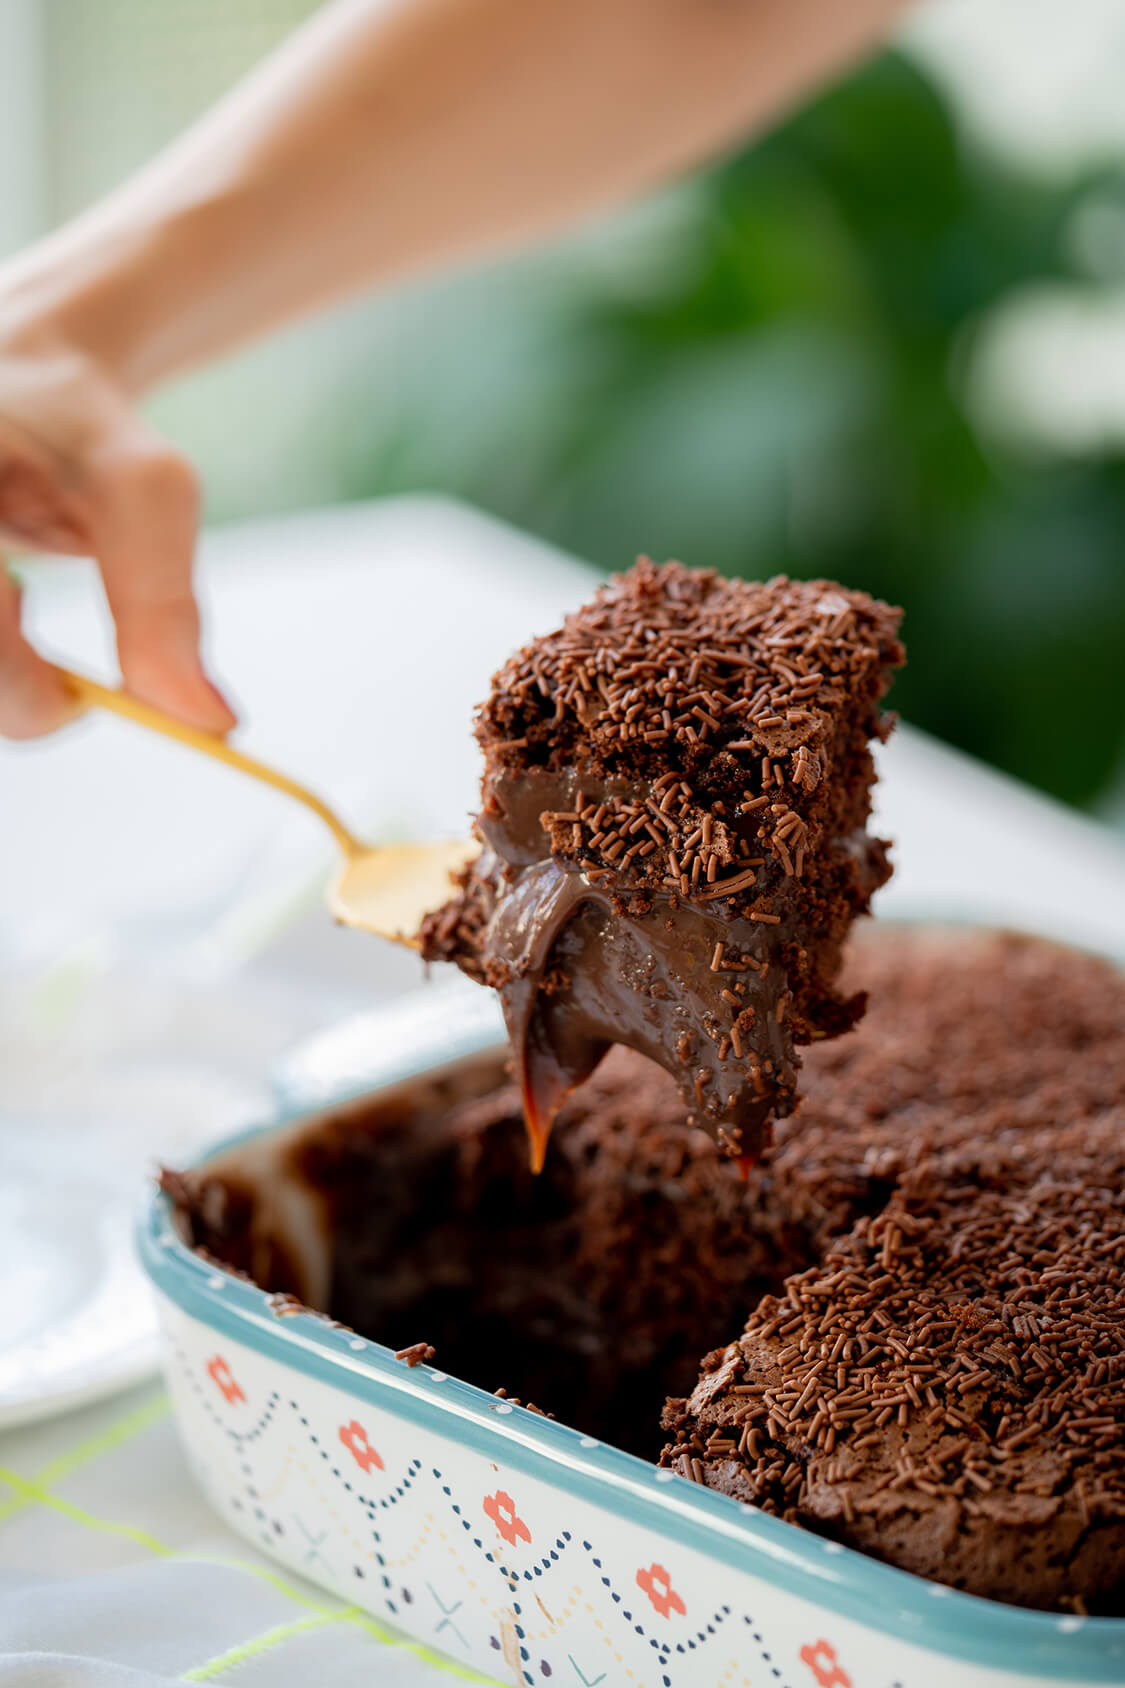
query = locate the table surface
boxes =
[1,495,1123,1686]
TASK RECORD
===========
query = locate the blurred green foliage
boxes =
[359,54,1125,812]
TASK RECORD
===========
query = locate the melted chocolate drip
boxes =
[474,770,794,1169]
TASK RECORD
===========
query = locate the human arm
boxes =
[0,0,904,737]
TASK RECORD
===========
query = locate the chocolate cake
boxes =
[167,926,1125,1612]
[420,560,903,1168]
[661,928,1125,1615]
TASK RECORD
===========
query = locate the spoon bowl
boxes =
[328,837,476,946]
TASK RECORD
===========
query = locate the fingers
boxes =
[0,566,78,739]
[0,406,234,740]
[90,433,237,734]
[0,453,89,555]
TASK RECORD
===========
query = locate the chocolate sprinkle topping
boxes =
[475,559,901,910]
[661,927,1125,1615]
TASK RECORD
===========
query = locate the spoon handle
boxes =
[51,664,361,856]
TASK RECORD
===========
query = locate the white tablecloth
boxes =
[2,496,1123,1686]
[0,1381,493,1686]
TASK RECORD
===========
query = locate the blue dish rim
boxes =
[137,1006,1125,1683]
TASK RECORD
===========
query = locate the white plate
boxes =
[0,957,306,1431]
[0,1129,159,1430]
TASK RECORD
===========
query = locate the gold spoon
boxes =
[53,665,476,949]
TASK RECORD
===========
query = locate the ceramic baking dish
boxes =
[138,979,1125,1688]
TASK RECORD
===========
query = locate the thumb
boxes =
[0,566,78,738]
[89,431,236,734]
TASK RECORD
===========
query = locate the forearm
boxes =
[2,0,902,391]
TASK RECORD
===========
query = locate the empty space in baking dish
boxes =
[163,1046,801,1463]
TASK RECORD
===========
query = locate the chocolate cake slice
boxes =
[420,560,903,1168]
[661,929,1125,1615]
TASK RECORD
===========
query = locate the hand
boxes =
[0,323,235,740]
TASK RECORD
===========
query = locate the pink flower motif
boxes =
[800,1639,852,1688]
[483,1489,531,1547]
[206,1355,245,1405]
[636,1562,686,1619]
[339,1419,384,1473]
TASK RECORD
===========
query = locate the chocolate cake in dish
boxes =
[661,927,1125,1615]
[166,926,1125,1613]
[420,559,903,1168]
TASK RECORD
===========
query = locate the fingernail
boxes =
[202,675,238,732]
[3,667,84,741]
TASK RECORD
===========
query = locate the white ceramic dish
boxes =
[138,984,1125,1688]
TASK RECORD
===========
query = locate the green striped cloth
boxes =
[0,1382,499,1685]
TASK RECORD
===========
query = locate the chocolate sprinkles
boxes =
[660,927,1125,1616]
